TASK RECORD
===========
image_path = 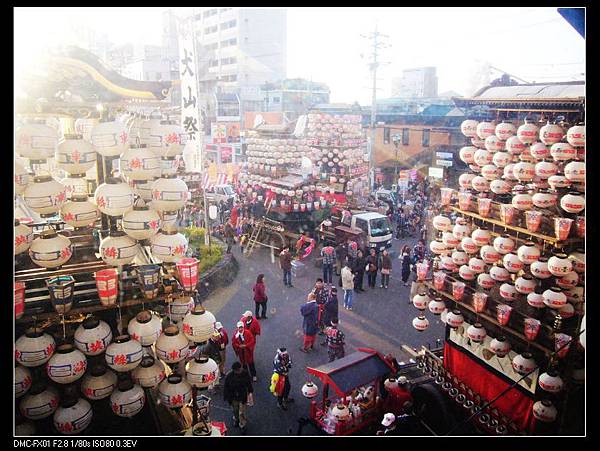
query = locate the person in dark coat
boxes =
[272,348,294,410]
[199,332,223,367]
[380,249,393,289]
[279,247,293,288]
[299,293,319,352]
[335,242,347,276]
[224,222,236,254]
[401,251,412,286]
[321,287,339,331]
[366,248,379,289]
[252,274,268,319]
[223,361,253,434]
[352,250,366,292]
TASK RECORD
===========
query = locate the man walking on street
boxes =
[272,348,295,410]
[214,322,228,378]
[223,361,254,435]
[341,263,355,310]
[232,321,257,381]
[279,247,293,288]
[224,221,236,254]
[321,244,336,286]
[352,250,366,292]
[300,293,319,353]
[335,242,347,276]
[366,248,379,289]
[324,319,346,362]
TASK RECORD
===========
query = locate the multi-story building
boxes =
[391,67,438,98]
[189,7,287,124]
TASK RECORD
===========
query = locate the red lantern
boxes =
[95,269,119,306]
[499,204,515,225]
[452,281,465,301]
[457,191,473,210]
[524,210,543,233]
[176,258,199,293]
[433,271,447,291]
[555,333,572,359]
[15,282,26,319]
[473,292,488,313]
[496,304,512,326]
[416,261,429,281]
[523,318,541,341]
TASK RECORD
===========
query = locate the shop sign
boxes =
[429,167,444,178]
[436,159,453,167]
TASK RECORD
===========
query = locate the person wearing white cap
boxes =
[240,310,261,340]
[214,322,229,378]
[376,413,397,435]
[232,321,257,381]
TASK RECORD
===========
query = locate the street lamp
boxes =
[392,133,401,181]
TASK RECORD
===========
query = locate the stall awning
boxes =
[306,348,394,397]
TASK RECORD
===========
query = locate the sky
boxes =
[14,7,585,104]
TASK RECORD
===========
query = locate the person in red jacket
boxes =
[252,274,268,319]
[214,322,229,378]
[232,321,257,381]
[240,311,261,338]
[382,376,413,417]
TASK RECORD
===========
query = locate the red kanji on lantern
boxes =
[171,394,183,405]
[50,398,58,408]
[23,376,31,387]
[71,149,81,163]
[60,422,74,433]
[152,190,161,200]
[103,247,117,259]
[119,131,128,144]
[130,332,140,342]
[149,220,159,230]
[74,360,86,373]
[129,158,142,169]
[174,244,186,255]
[182,323,192,335]
[15,350,21,360]
[61,247,72,259]
[62,213,75,222]
[15,235,27,247]
[97,196,106,208]
[46,343,55,356]
[56,191,66,203]
[165,133,180,145]
[85,388,94,397]
[112,403,120,413]
[113,354,127,366]
[168,350,179,361]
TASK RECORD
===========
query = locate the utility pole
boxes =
[361,23,390,192]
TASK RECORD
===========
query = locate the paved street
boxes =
[201,234,445,436]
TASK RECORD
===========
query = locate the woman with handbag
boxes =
[252,274,268,319]
[380,249,392,289]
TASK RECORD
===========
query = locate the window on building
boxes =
[221,57,237,65]
[203,9,217,18]
[220,19,236,30]
[209,59,219,67]
[204,25,217,34]
[384,127,390,144]
[221,38,237,48]
[272,96,280,103]
[422,129,430,147]
[402,128,409,145]
[205,42,218,51]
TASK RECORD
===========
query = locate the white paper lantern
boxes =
[466,323,487,342]
[56,135,96,175]
[566,124,585,147]
[459,146,477,164]
[100,231,138,267]
[461,120,479,137]
[530,142,550,160]
[530,258,552,279]
[158,374,193,409]
[493,235,515,255]
[15,328,56,368]
[468,257,485,274]
[128,311,163,346]
[485,135,505,152]
[412,292,430,310]
[495,121,516,140]
[15,365,32,398]
[19,384,60,420]
[428,298,446,315]
[53,397,93,435]
[29,230,72,269]
[548,253,573,276]
[16,121,58,162]
[150,227,188,263]
[516,121,539,144]
[503,253,523,273]
[151,174,189,212]
[120,145,160,181]
[489,265,510,282]
[512,352,536,375]
[302,382,319,398]
[122,205,161,240]
[474,148,493,166]
[446,310,464,329]
[459,265,476,281]
[14,220,33,255]
[560,192,585,214]
[60,195,99,228]
[132,356,166,388]
[480,245,500,264]
[91,120,129,157]
[182,306,216,343]
[515,275,536,294]
[156,325,190,364]
[94,177,135,217]
[105,335,143,372]
[527,292,545,309]
[74,317,113,356]
[14,160,30,195]
[186,355,219,388]
[543,287,567,309]
[492,151,511,168]
[539,123,564,146]
[476,121,496,139]
[564,160,585,182]
[110,381,145,417]
[46,344,87,384]
[550,142,577,161]
[23,174,67,217]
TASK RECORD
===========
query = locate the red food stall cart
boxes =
[306,348,395,435]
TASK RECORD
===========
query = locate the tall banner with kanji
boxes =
[178,16,203,171]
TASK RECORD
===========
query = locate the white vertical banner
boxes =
[178,16,203,172]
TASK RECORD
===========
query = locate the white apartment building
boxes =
[189,7,287,120]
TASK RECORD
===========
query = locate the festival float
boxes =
[399,82,585,435]
[14,46,224,436]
